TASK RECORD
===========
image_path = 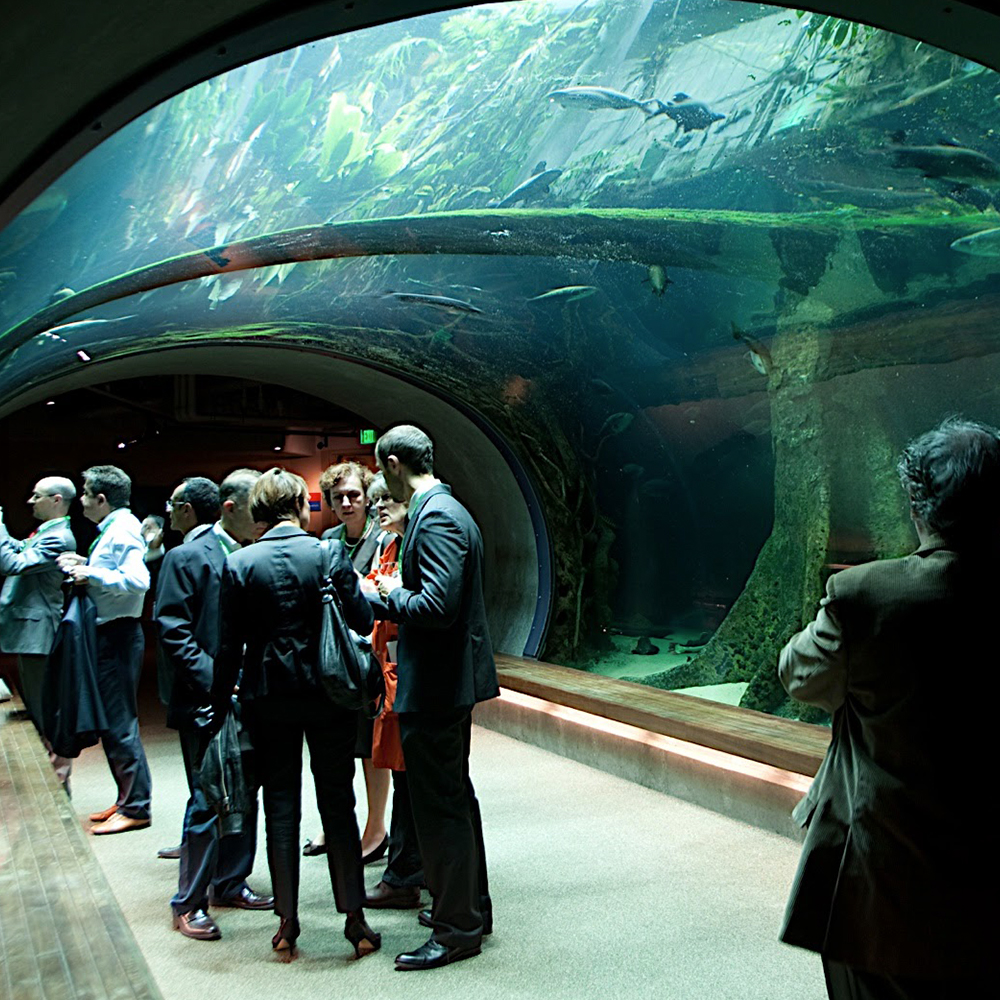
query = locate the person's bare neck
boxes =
[403,472,438,503]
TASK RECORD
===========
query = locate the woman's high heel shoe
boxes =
[344,910,381,958]
[272,917,300,962]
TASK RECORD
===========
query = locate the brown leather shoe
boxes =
[91,812,151,835]
[173,909,222,941]
[365,881,422,909]
[88,804,118,823]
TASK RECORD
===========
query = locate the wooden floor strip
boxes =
[495,654,829,776]
[0,705,164,1000]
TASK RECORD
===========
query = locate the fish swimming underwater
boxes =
[528,285,598,302]
[888,133,1000,182]
[547,86,660,116]
[652,93,726,133]
[949,227,1000,257]
[732,322,773,375]
[495,168,562,208]
[383,291,483,314]
[42,315,138,337]
[646,264,672,296]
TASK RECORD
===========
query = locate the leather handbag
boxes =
[318,541,385,719]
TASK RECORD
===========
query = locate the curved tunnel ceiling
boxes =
[2,1,1000,228]
[0,343,545,658]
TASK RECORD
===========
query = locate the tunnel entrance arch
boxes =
[0,342,549,656]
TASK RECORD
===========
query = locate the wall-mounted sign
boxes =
[308,492,322,512]
[359,428,376,445]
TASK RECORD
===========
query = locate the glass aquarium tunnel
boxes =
[2,0,1000,720]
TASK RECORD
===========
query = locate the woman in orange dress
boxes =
[361,475,425,909]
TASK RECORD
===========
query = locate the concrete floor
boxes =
[70,706,825,1000]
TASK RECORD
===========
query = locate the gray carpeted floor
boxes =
[69,706,825,1000]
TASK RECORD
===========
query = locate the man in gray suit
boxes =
[778,417,993,998]
[0,476,78,784]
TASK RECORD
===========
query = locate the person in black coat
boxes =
[375,424,499,971]
[155,471,273,942]
[212,468,380,962]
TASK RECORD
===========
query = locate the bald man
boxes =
[0,476,78,783]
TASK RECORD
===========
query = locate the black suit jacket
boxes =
[154,525,227,730]
[213,522,374,711]
[778,537,989,980]
[385,484,498,714]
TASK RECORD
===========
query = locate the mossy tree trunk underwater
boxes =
[647,308,835,718]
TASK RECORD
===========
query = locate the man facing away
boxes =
[0,476,77,785]
[57,465,152,835]
[778,417,993,998]
[155,470,273,941]
[374,424,499,971]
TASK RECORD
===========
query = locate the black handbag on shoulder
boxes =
[318,540,385,719]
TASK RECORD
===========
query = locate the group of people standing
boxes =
[0,424,498,972]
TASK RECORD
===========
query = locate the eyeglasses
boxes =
[165,498,187,512]
[29,492,56,501]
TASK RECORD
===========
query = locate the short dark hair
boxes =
[220,468,261,508]
[83,465,132,510]
[176,477,220,524]
[375,424,434,475]
[250,468,308,525]
[898,417,1000,546]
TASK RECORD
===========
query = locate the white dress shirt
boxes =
[85,508,150,624]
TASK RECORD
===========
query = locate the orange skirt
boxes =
[371,661,405,771]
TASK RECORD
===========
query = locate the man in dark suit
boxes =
[0,476,77,785]
[778,417,993,998]
[155,470,273,941]
[375,424,499,971]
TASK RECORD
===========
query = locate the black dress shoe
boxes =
[157,845,181,860]
[395,938,481,971]
[419,908,493,935]
[211,886,275,910]
[302,838,327,857]
[361,834,389,866]
[366,880,422,909]
[173,909,221,941]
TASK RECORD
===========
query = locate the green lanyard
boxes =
[27,515,69,546]
[345,515,373,558]
[88,509,125,556]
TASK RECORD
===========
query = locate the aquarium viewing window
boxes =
[2,0,999,721]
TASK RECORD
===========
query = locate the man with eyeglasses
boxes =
[57,465,152,835]
[0,476,78,785]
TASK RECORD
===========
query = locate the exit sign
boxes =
[359,428,376,445]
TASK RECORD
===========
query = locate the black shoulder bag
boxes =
[318,540,385,719]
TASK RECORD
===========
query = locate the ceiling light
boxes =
[45,400,55,406]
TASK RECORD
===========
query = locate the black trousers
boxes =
[381,770,424,889]
[399,707,490,950]
[171,728,259,916]
[95,619,151,819]
[823,958,985,999]
[245,696,364,922]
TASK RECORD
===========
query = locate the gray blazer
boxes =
[778,536,988,981]
[0,518,77,655]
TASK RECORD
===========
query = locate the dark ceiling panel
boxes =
[2,1,998,230]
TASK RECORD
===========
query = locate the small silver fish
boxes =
[599,412,634,437]
[950,227,1000,257]
[528,285,597,302]
[384,291,483,314]
[732,322,773,375]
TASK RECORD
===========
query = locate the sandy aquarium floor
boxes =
[66,698,824,1000]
